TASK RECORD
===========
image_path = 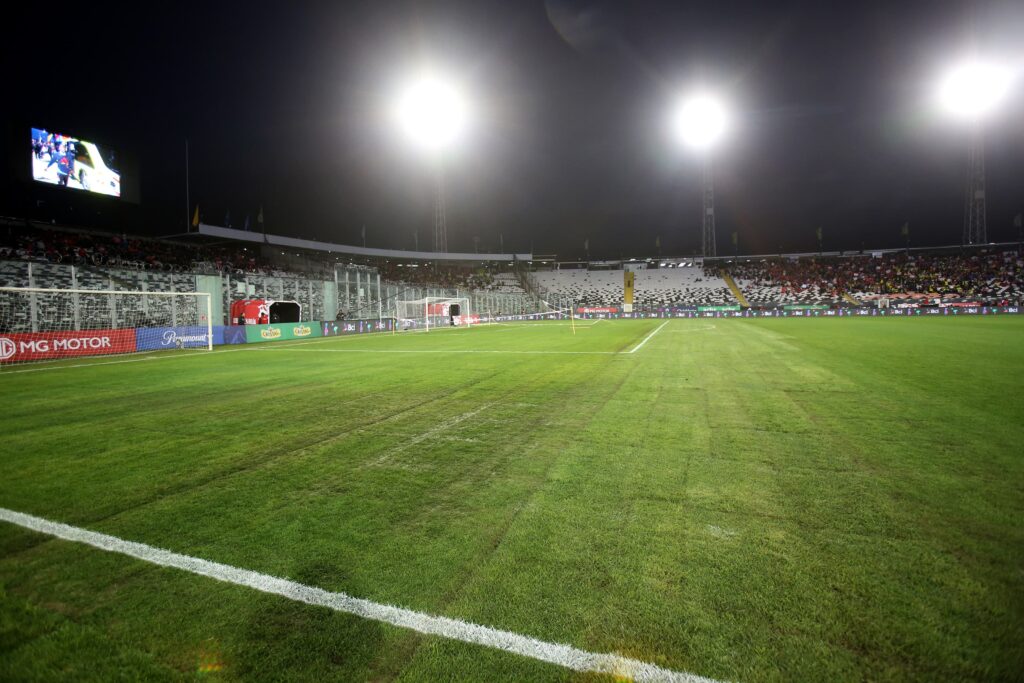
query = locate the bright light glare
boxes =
[937,61,1014,121]
[393,75,468,151]
[672,94,729,150]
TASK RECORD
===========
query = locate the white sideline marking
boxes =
[494,321,600,328]
[0,507,723,683]
[0,346,257,376]
[0,327,471,375]
[251,348,617,356]
[628,321,670,354]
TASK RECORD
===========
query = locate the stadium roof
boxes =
[187,224,532,263]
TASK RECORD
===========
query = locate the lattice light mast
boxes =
[393,72,469,254]
[671,93,728,258]
[937,60,1014,246]
[701,158,717,257]
[964,126,987,245]
[434,167,448,253]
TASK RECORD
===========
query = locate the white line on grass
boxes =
[493,322,601,328]
[0,345,259,376]
[0,327,465,375]
[627,320,670,354]
[0,507,723,683]
[250,348,618,356]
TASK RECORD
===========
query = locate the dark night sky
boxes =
[3,0,1023,258]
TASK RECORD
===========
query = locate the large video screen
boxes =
[31,128,121,198]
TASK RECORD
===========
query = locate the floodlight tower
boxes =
[394,73,468,253]
[672,94,729,257]
[433,169,448,252]
[701,159,717,258]
[937,60,1014,245]
[964,126,986,246]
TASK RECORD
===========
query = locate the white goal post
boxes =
[395,296,472,331]
[0,287,213,364]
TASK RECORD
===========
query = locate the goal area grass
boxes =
[1,317,1022,681]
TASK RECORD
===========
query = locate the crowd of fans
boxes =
[380,261,510,290]
[5,223,1021,304]
[0,223,286,276]
[0,223,525,292]
[724,250,1024,304]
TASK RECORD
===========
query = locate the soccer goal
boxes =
[395,296,472,331]
[0,287,213,364]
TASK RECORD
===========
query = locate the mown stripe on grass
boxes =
[0,506,725,683]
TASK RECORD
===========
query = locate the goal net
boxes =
[481,299,574,324]
[0,287,213,365]
[395,296,472,331]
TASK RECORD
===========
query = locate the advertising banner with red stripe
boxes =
[0,329,137,363]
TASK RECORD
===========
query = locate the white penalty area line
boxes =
[627,320,670,354]
[0,507,723,683]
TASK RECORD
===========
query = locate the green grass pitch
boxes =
[1,317,1022,681]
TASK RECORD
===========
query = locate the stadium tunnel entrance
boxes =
[269,301,301,323]
[231,299,303,325]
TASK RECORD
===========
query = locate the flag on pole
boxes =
[361,225,366,247]
[257,205,264,226]
[901,222,910,238]
[191,205,199,228]
[244,214,250,231]
[815,226,823,242]
[655,235,661,249]
[500,233,504,252]
[1014,213,1022,229]
[584,238,589,251]
[731,231,738,247]
[225,210,231,228]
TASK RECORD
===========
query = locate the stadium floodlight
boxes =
[393,73,469,152]
[937,59,1014,121]
[392,70,471,253]
[671,93,729,151]
[670,91,729,257]
[936,58,1017,245]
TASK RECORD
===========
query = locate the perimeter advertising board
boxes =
[0,329,136,362]
[135,326,224,351]
[244,322,322,343]
[322,319,395,336]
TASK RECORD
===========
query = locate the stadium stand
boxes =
[379,262,525,293]
[1,222,539,323]
[723,250,1024,306]
[5,221,1020,317]
[531,266,736,307]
